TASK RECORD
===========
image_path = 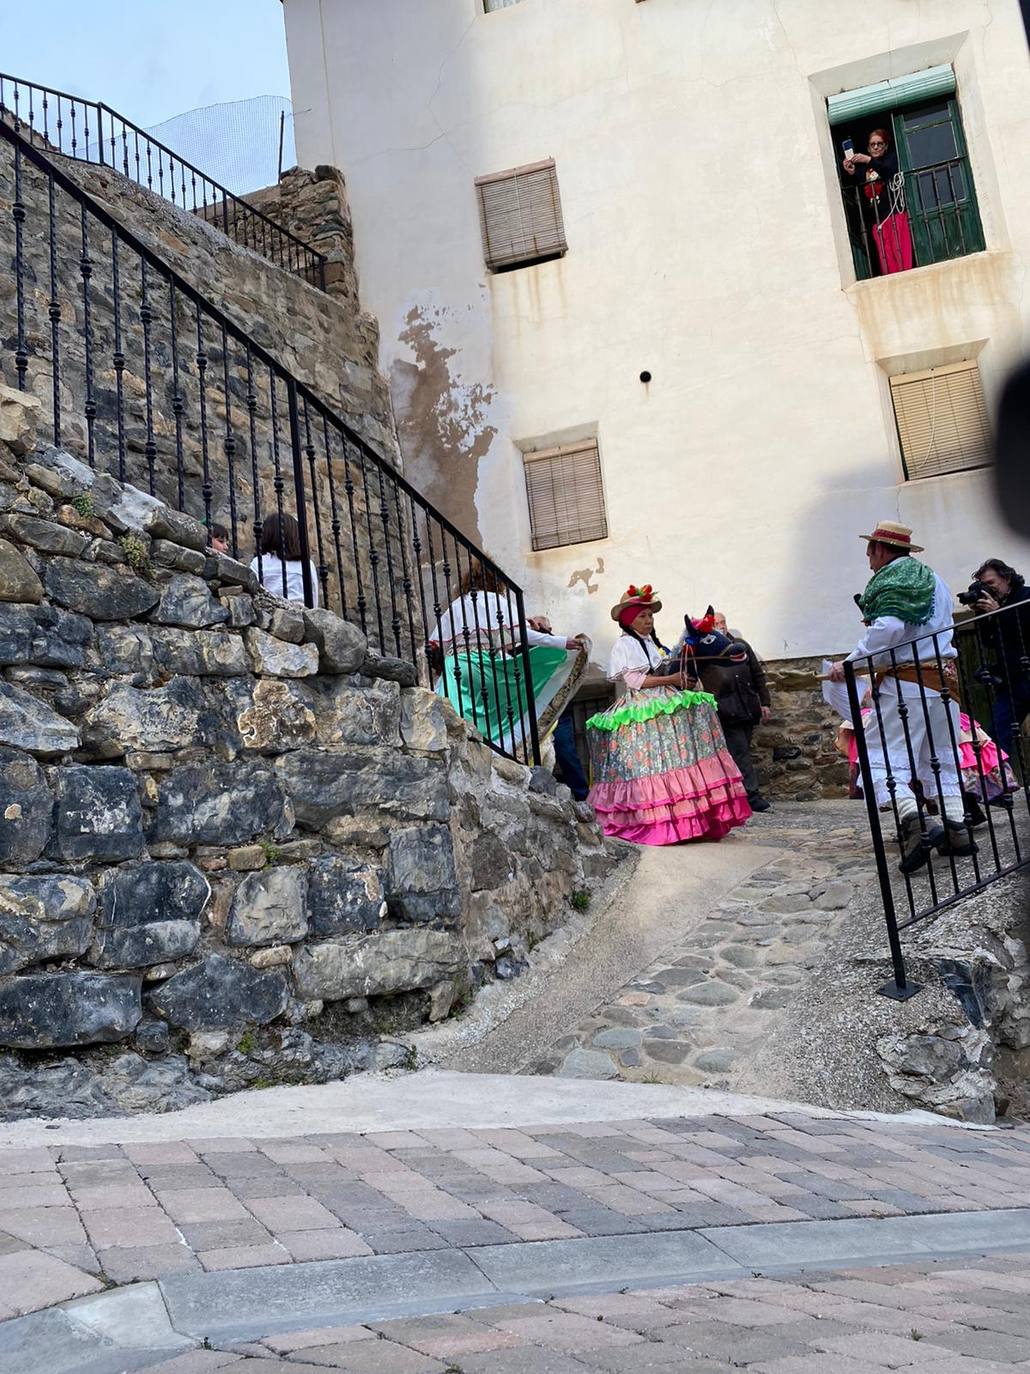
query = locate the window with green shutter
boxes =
[829,70,984,281]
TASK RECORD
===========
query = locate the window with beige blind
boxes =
[475,161,567,272]
[890,361,992,481]
[523,440,608,551]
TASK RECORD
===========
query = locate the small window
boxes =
[475,160,567,272]
[830,68,984,281]
[484,0,525,8]
[890,361,991,480]
[523,439,607,550]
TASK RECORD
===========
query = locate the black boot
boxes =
[748,793,771,812]
[937,818,978,858]
[898,813,943,875]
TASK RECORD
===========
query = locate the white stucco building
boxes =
[282,0,1030,669]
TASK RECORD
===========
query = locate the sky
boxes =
[0,0,292,128]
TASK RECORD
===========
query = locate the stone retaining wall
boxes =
[0,407,611,1119]
[753,656,850,801]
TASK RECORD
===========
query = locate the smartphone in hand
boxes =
[841,137,855,162]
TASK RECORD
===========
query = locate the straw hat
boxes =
[859,521,924,553]
[610,584,662,622]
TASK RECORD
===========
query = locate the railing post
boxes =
[96,103,104,163]
[845,660,921,1001]
[286,377,315,609]
[513,586,542,766]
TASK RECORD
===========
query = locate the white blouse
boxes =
[250,556,320,608]
[434,592,567,652]
[608,633,667,691]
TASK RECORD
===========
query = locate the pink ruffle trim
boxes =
[589,755,751,846]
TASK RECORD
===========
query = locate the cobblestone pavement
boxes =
[148,1253,1030,1372]
[527,807,874,1086]
[2,1110,1030,1321]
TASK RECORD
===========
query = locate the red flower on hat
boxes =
[625,584,653,600]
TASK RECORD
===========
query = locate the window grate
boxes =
[484,0,526,9]
[475,160,567,271]
[890,361,992,480]
[523,439,608,551]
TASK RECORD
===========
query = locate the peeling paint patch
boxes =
[392,304,497,542]
[567,558,605,595]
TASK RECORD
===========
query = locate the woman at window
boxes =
[585,585,750,845]
[249,512,319,607]
[432,561,588,757]
[843,129,913,275]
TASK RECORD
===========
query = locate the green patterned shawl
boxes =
[858,556,936,625]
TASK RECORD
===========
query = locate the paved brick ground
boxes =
[146,1254,1030,1371]
[1,1111,1029,1317]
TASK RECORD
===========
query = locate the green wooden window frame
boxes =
[835,94,985,281]
[894,97,985,268]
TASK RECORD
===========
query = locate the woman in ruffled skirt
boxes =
[587,585,751,845]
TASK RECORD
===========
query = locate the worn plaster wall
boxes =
[283,0,1030,675]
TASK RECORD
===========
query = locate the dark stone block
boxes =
[303,609,366,674]
[144,506,208,552]
[149,762,291,846]
[772,745,803,762]
[0,747,52,865]
[151,574,228,629]
[28,605,93,668]
[0,682,80,757]
[276,748,447,826]
[360,654,417,688]
[133,1016,172,1056]
[95,922,200,969]
[0,513,88,558]
[306,856,384,937]
[148,954,289,1031]
[95,624,154,676]
[469,831,513,892]
[44,556,159,621]
[0,971,142,1047]
[49,766,145,861]
[99,860,210,928]
[528,766,559,796]
[92,861,208,969]
[0,606,35,665]
[386,823,460,923]
[203,553,259,592]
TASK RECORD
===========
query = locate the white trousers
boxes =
[864,681,964,822]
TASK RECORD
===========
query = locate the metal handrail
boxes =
[1,115,542,765]
[0,71,327,290]
[845,598,1030,999]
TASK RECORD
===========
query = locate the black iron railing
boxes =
[842,156,984,281]
[0,73,327,289]
[0,116,541,765]
[845,599,1030,998]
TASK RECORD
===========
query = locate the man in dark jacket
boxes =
[699,617,772,811]
[973,559,1030,761]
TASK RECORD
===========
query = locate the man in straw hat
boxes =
[828,522,974,873]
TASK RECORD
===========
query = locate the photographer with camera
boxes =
[968,559,1030,762]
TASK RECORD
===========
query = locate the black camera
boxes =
[957,579,990,606]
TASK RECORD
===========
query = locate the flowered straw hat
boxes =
[859,521,924,552]
[610,584,663,622]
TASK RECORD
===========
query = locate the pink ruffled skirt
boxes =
[587,689,751,846]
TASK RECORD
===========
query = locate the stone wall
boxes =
[753,656,850,801]
[0,410,610,1119]
[243,166,363,317]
